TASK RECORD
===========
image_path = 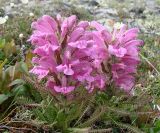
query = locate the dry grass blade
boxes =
[140,53,160,76]
[78,106,106,128]
[113,121,145,133]
[0,125,37,133]
[21,74,48,94]
[89,128,112,133]
[73,104,90,127]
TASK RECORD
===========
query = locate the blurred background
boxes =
[0,0,160,34]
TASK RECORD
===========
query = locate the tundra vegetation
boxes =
[0,0,160,133]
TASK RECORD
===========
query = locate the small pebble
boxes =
[10,3,15,8]
[4,15,9,20]
[22,45,25,48]
[29,12,34,17]
[19,33,24,39]
[149,74,154,78]
[0,17,7,24]
[21,0,29,4]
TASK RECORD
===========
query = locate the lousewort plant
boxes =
[28,15,143,95]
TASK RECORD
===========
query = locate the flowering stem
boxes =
[55,51,62,65]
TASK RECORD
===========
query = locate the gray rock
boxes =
[0,8,5,17]
[89,0,99,7]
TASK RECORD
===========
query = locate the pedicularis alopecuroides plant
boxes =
[28,14,143,96]
[17,14,147,132]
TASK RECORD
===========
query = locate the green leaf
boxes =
[9,79,25,87]
[0,94,9,104]
[114,121,145,133]
[15,96,34,105]
[56,110,67,130]
[155,120,160,128]
[33,109,46,122]
[43,106,57,124]
[0,38,5,49]
[12,85,27,95]
[0,58,7,69]
[20,62,29,74]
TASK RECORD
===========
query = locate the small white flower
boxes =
[114,22,124,29]
[21,0,29,4]
[29,12,34,17]
[0,17,7,24]
[10,3,15,8]
[4,16,9,20]
[19,33,24,39]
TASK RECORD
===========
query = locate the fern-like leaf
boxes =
[78,106,106,128]
[113,121,145,133]
[15,96,34,105]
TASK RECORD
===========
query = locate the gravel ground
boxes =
[0,0,160,35]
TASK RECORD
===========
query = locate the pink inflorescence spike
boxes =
[29,15,143,95]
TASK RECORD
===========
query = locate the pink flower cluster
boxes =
[108,25,143,92]
[29,15,143,94]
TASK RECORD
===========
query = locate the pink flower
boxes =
[56,64,74,75]
[68,40,89,49]
[61,15,77,38]
[29,15,107,94]
[108,45,127,58]
[112,63,136,79]
[91,21,143,92]
[115,75,135,92]
[29,14,143,95]
[46,78,75,94]
[54,86,75,94]
[109,24,143,92]
[29,66,49,80]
